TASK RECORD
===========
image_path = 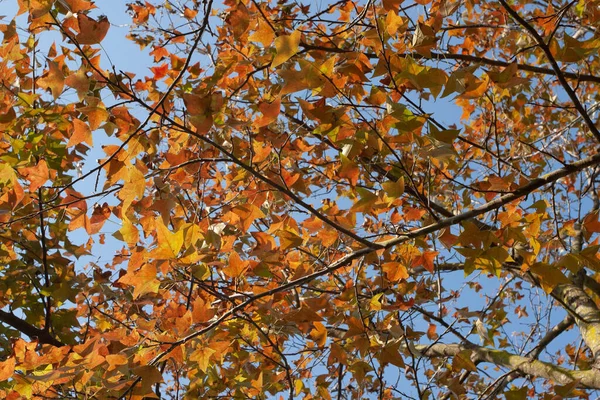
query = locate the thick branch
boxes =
[553,283,600,362]
[0,309,64,347]
[416,342,600,389]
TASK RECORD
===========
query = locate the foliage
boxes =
[1,0,600,398]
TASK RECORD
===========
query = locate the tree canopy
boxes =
[1,0,600,398]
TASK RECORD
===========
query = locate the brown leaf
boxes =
[76,14,110,45]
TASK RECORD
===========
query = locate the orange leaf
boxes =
[19,160,49,191]
[232,204,265,232]
[255,97,281,127]
[192,297,215,323]
[67,118,93,147]
[28,0,53,18]
[583,210,600,233]
[183,7,198,19]
[150,63,169,80]
[65,69,90,101]
[249,17,275,47]
[338,154,359,186]
[426,323,438,340]
[414,250,438,273]
[0,357,15,381]
[38,60,64,99]
[105,354,128,371]
[223,251,249,278]
[76,15,110,45]
[382,262,409,282]
[117,263,160,298]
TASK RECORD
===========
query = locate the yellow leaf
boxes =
[385,10,404,36]
[119,216,139,246]
[529,262,569,293]
[309,322,327,347]
[190,346,216,373]
[452,350,477,372]
[271,30,301,68]
[118,166,146,212]
[351,187,378,212]
[382,176,405,199]
[277,229,303,250]
[153,217,184,259]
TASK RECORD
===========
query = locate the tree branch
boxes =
[0,309,64,347]
[416,342,600,389]
[498,0,600,143]
[300,44,600,84]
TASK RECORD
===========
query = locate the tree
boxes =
[1,0,600,398]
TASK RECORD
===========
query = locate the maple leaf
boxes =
[271,30,301,68]
[19,160,49,192]
[37,60,64,99]
[249,17,275,47]
[88,202,111,234]
[67,118,93,147]
[117,263,160,298]
[76,14,110,45]
[152,217,184,259]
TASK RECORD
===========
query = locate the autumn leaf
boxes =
[529,262,570,293]
[0,357,15,381]
[271,30,301,68]
[37,60,64,99]
[152,217,184,259]
[76,14,110,45]
[118,166,146,212]
[117,216,139,246]
[382,176,405,199]
[338,153,359,186]
[452,350,477,372]
[255,96,281,127]
[190,345,216,373]
[28,0,53,18]
[382,262,409,282]
[67,118,93,147]
[19,159,49,191]
[249,17,275,47]
[223,251,248,278]
[309,322,327,346]
[88,202,111,234]
[117,263,160,298]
